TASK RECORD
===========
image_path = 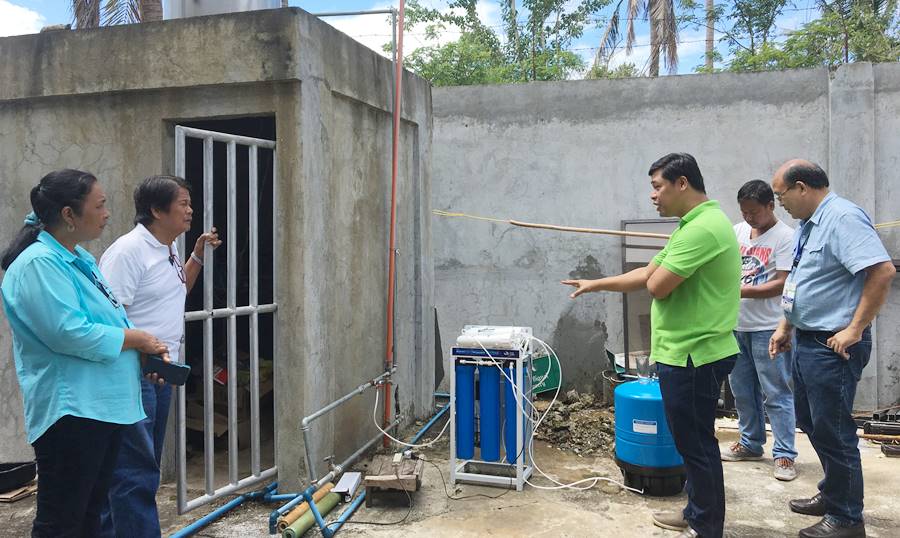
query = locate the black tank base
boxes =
[615,457,686,497]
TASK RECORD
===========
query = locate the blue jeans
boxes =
[658,355,736,538]
[793,328,870,526]
[730,330,797,460]
[99,379,172,538]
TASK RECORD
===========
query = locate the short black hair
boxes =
[648,153,706,194]
[134,175,191,226]
[737,179,774,206]
[783,162,829,189]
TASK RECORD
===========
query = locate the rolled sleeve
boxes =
[833,211,891,275]
[658,226,722,279]
[11,258,125,363]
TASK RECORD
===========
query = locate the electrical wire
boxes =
[373,389,452,448]
[472,334,643,494]
[323,470,413,529]
[424,458,511,501]
[367,330,642,494]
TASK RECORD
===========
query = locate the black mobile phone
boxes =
[142,354,191,386]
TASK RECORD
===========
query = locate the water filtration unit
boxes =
[614,377,686,496]
[450,326,534,491]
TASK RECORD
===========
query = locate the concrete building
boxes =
[0,7,435,495]
[432,63,900,410]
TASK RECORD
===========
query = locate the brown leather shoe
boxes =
[798,517,866,537]
[790,493,827,516]
[652,511,689,531]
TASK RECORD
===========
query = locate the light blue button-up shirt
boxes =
[1,231,145,443]
[785,192,891,332]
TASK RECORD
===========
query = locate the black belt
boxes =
[795,329,836,339]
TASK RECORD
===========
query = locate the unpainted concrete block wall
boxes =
[432,64,900,410]
[0,8,434,493]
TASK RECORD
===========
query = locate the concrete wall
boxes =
[432,64,900,410]
[0,8,434,493]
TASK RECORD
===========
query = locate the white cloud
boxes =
[319,0,502,58]
[0,1,45,37]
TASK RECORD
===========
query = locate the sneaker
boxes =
[720,442,764,461]
[774,457,798,481]
[652,511,689,531]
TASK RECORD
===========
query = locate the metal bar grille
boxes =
[174,125,278,514]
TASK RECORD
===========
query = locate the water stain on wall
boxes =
[568,255,605,280]
[551,302,608,396]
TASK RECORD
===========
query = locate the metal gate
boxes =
[174,125,278,513]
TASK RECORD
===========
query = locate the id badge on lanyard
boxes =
[781,278,797,313]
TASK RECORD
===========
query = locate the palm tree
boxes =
[72,0,163,29]
[705,0,714,69]
[595,0,678,76]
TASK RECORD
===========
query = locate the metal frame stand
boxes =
[449,346,534,491]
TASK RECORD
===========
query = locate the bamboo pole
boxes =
[509,220,670,239]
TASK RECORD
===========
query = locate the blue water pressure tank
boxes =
[614,378,686,496]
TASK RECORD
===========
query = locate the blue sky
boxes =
[1,1,821,76]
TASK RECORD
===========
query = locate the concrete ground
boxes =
[1,420,897,537]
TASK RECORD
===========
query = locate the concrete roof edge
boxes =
[0,8,310,102]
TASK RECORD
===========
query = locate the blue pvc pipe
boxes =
[410,403,449,445]
[267,492,309,534]
[323,490,367,537]
[264,493,301,502]
[265,392,452,535]
[170,481,278,538]
[305,489,330,535]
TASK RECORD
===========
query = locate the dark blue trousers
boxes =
[99,379,172,538]
[658,355,736,538]
[31,416,123,538]
[793,328,870,526]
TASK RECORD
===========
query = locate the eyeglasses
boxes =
[168,246,186,284]
[773,183,799,202]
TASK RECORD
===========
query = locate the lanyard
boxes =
[791,224,812,272]
[72,257,121,310]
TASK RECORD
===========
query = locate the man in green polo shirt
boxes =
[563,153,740,538]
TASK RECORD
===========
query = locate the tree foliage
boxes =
[401,0,613,85]
[71,0,163,28]
[726,0,900,70]
[684,0,899,72]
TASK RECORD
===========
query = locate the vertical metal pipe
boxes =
[383,0,406,447]
[226,141,238,485]
[175,127,189,514]
[203,136,215,495]
[391,8,397,113]
[271,148,279,463]
[302,425,318,484]
[249,145,261,475]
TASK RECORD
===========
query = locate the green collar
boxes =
[679,199,719,227]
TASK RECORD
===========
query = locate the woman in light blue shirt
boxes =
[0,169,169,538]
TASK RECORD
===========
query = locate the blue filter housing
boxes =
[478,366,502,461]
[614,378,686,496]
[503,366,525,464]
[455,364,476,460]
